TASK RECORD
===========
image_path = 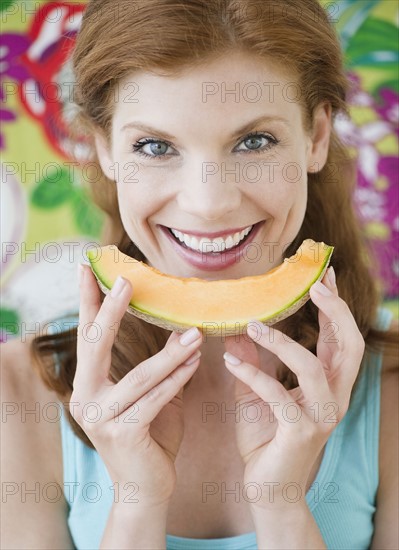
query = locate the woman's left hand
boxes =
[223,267,365,511]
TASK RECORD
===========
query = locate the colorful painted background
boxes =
[1,0,398,340]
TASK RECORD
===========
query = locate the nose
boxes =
[176,158,242,221]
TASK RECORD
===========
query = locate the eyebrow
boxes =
[120,115,290,141]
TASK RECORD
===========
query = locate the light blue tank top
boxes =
[52,307,393,549]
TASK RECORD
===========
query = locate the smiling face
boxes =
[96,51,331,279]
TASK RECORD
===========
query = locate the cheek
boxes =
[255,164,307,216]
[275,148,308,202]
[115,166,167,223]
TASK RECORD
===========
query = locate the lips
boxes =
[159,220,265,271]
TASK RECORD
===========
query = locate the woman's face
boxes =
[96,51,331,279]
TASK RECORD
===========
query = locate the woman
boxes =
[2,0,397,548]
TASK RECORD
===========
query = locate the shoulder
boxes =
[2,335,52,401]
[371,316,398,549]
[1,335,64,477]
[380,314,399,384]
[380,315,398,466]
[1,336,74,548]
[379,316,398,475]
[380,316,398,476]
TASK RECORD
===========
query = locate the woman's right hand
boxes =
[70,264,203,509]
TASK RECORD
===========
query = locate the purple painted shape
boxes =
[0,32,30,148]
[375,88,399,138]
[0,33,30,81]
[338,72,399,297]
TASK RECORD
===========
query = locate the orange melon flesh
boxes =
[87,239,334,336]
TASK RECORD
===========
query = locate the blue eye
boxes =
[244,136,264,150]
[132,138,173,159]
[132,132,279,160]
[235,133,278,153]
[148,141,169,155]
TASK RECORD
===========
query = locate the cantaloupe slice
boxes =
[87,239,333,336]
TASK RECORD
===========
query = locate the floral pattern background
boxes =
[1,0,398,340]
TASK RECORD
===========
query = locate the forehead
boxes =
[111,52,304,133]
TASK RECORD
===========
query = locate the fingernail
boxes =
[223,352,242,366]
[313,280,332,297]
[180,327,201,346]
[78,263,85,286]
[328,266,336,287]
[111,276,127,298]
[183,350,201,365]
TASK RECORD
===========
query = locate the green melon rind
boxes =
[88,244,334,337]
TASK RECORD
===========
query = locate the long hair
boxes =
[31,0,397,448]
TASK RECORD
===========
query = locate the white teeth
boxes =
[233,231,241,246]
[212,238,226,252]
[225,235,234,249]
[170,225,253,253]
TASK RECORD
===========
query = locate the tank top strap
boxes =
[338,305,394,496]
[374,305,394,332]
[349,305,393,401]
[351,305,394,400]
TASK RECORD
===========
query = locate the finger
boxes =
[223,356,293,425]
[325,266,338,296]
[313,267,339,344]
[309,270,365,386]
[224,334,260,368]
[91,276,133,350]
[103,327,203,414]
[245,321,330,405]
[78,264,102,328]
[168,330,180,343]
[75,275,133,391]
[224,335,260,401]
[119,355,201,425]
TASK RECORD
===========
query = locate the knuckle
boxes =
[248,368,263,392]
[319,415,337,435]
[329,298,349,322]
[336,296,350,312]
[144,384,161,403]
[338,296,356,317]
[127,364,151,387]
[247,365,262,386]
[163,343,176,362]
[101,296,118,316]
[68,393,102,433]
[79,406,102,434]
[168,368,183,386]
[298,420,319,442]
[356,333,366,356]
[101,423,125,444]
